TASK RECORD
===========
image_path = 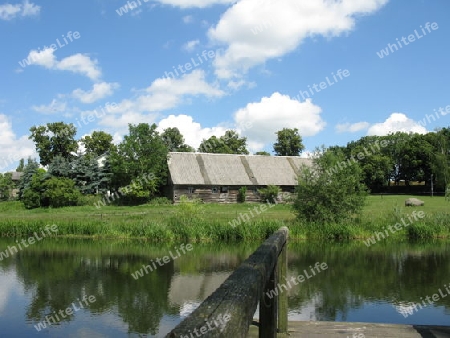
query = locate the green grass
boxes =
[0,195,448,242]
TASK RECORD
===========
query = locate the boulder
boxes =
[405,198,424,207]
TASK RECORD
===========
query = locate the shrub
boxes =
[147,197,172,205]
[22,189,41,209]
[293,147,368,224]
[258,185,280,203]
[237,186,247,203]
[41,177,82,208]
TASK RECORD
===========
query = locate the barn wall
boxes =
[172,185,295,203]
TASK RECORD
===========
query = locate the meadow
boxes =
[0,195,448,242]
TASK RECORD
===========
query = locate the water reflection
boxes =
[0,238,449,336]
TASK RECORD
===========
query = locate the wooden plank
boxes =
[166,227,289,338]
[247,321,450,337]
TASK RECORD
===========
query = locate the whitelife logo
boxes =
[377,22,438,59]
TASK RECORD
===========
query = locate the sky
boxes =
[0,0,449,171]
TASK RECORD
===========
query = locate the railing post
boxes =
[260,261,277,338]
[278,241,288,334]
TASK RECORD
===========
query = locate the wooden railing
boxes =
[166,227,289,338]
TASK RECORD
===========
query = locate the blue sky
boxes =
[0,0,449,170]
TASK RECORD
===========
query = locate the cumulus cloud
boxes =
[367,113,427,136]
[0,0,40,20]
[336,121,370,133]
[98,70,224,131]
[234,92,325,151]
[0,114,36,171]
[72,82,119,104]
[22,48,101,81]
[157,114,227,149]
[208,0,388,78]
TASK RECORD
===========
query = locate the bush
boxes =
[293,147,368,224]
[258,185,280,203]
[237,187,247,203]
[22,189,41,209]
[147,197,172,205]
[41,177,82,208]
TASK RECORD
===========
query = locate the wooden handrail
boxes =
[166,226,289,338]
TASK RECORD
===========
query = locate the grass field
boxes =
[0,195,448,242]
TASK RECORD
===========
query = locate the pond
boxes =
[0,238,449,336]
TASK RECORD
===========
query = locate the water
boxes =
[0,238,449,336]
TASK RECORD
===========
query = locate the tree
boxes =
[161,127,194,152]
[16,158,25,172]
[255,151,270,156]
[21,168,46,209]
[345,136,393,191]
[109,123,168,201]
[18,158,40,199]
[0,173,13,201]
[273,128,304,156]
[293,147,367,224]
[29,122,78,166]
[198,130,249,154]
[81,131,114,158]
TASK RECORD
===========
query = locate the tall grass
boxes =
[0,196,449,242]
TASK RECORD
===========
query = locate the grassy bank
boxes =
[0,195,448,242]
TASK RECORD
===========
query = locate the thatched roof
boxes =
[167,152,312,186]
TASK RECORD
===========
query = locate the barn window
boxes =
[220,186,228,193]
[188,187,195,194]
[212,187,219,193]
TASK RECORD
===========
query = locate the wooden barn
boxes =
[166,152,312,203]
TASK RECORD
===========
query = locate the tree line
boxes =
[2,121,449,209]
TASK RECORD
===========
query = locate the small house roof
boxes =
[167,152,312,186]
[11,172,23,181]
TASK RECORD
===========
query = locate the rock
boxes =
[405,198,424,207]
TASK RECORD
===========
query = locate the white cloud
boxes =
[234,92,326,151]
[116,69,224,113]
[72,82,119,104]
[208,0,388,78]
[156,0,235,8]
[0,0,40,20]
[183,40,200,52]
[157,114,227,149]
[56,54,101,81]
[0,114,36,171]
[98,70,224,131]
[23,48,101,81]
[367,113,428,136]
[336,121,370,133]
[32,99,67,114]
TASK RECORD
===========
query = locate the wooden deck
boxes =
[247,321,450,337]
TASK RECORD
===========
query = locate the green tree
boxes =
[273,128,304,156]
[18,158,40,200]
[29,122,78,166]
[16,158,25,172]
[198,130,249,154]
[161,127,194,152]
[21,168,46,209]
[345,136,393,191]
[81,131,114,158]
[294,147,367,224]
[109,123,168,201]
[255,151,270,156]
[0,173,13,201]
